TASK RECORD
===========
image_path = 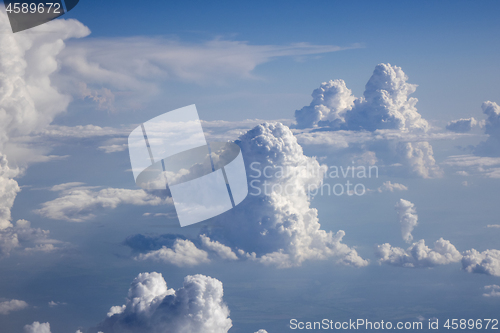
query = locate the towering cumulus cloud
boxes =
[375,200,462,268]
[93,272,232,333]
[345,63,428,131]
[293,64,440,178]
[0,154,20,230]
[395,199,418,243]
[295,63,428,132]
[133,123,368,268]
[204,122,368,268]
[475,101,500,156]
[0,12,89,245]
[0,11,90,153]
[295,79,355,129]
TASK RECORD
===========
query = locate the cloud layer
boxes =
[36,183,171,222]
[59,37,356,91]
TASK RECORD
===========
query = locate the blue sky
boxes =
[57,0,500,123]
[0,1,499,333]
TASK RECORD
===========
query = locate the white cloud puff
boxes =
[35,183,171,222]
[0,299,28,315]
[376,181,408,193]
[24,322,51,333]
[93,272,232,333]
[446,118,477,133]
[462,249,500,277]
[0,219,63,257]
[346,64,428,132]
[136,239,210,267]
[395,199,418,243]
[375,238,463,268]
[483,285,500,297]
[295,79,355,129]
[394,141,442,178]
[200,235,238,260]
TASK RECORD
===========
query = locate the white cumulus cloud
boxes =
[0,12,90,257]
[136,239,210,267]
[0,219,63,257]
[202,122,369,268]
[0,11,90,166]
[24,322,51,333]
[93,272,232,333]
[395,199,418,243]
[462,249,500,277]
[0,154,20,230]
[295,63,428,132]
[200,235,238,260]
[295,79,355,129]
[375,238,463,268]
[292,64,440,179]
[446,117,477,133]
[0,299,28,315]
[132,123,368,269]
[475,101,500,156]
